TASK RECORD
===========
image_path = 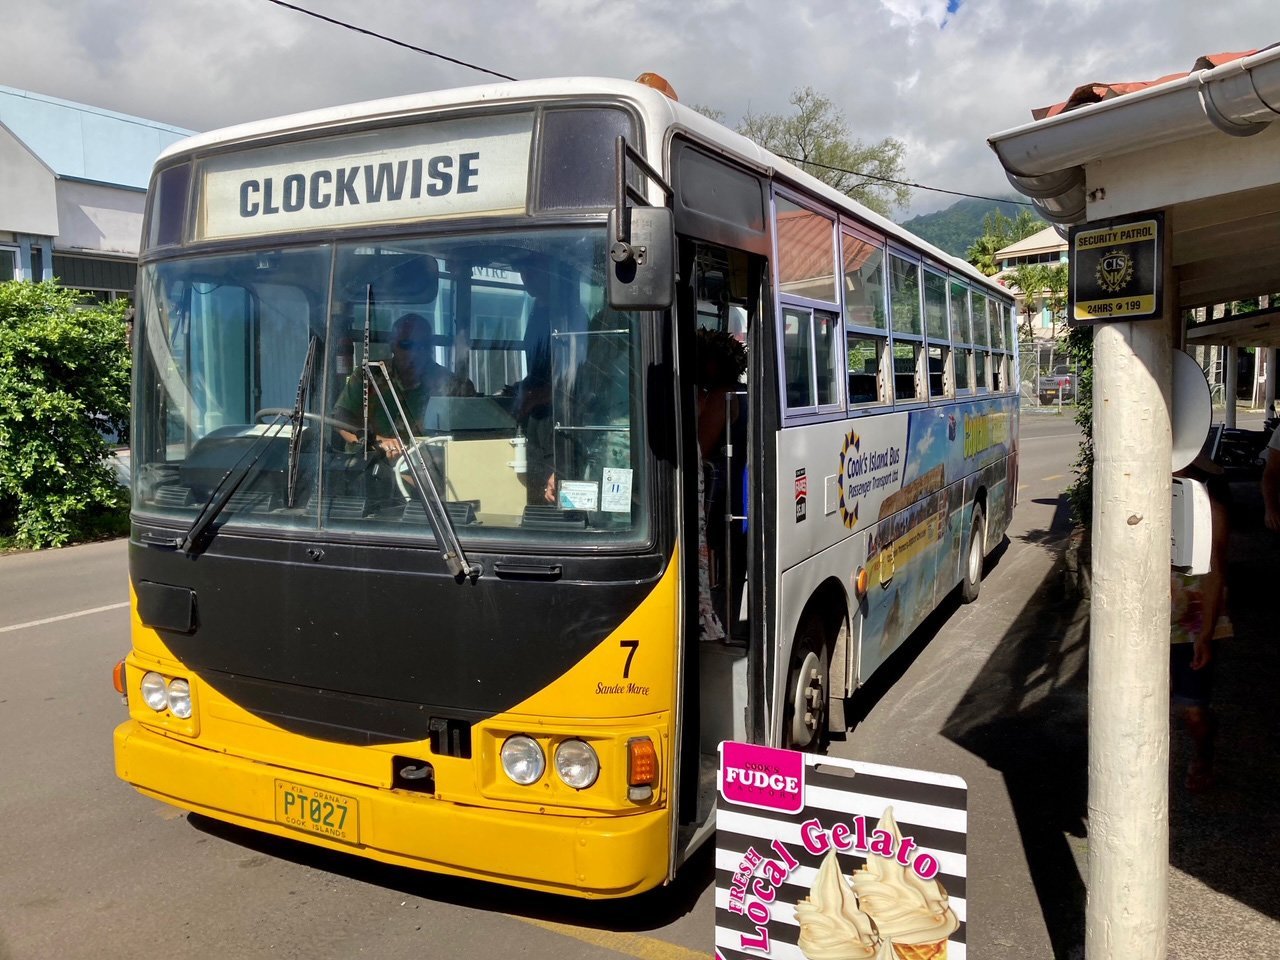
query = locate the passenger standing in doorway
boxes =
[694,328,747,642]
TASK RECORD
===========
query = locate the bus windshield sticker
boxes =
[559,481,599,512]
[715,746,968,960]
[601,467,633,513]
[198,113,535,240]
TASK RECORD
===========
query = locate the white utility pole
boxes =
[1085,257,1173,958]
[1224,345,1238,427]
[1264,348,1276,418]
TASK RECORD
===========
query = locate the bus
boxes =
[113,75,1017,899]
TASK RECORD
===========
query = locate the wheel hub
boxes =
[789,649,825,747]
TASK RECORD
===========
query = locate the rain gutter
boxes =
[988,44,1280,226]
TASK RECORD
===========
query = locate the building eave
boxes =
[988,45,1280,225]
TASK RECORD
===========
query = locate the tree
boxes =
[0,280,131,548]
[688,104,726,124]
[736,87,909,217]
[1064,323,1095,527]
[1007,262,1069,343]
[965,208,1044,276]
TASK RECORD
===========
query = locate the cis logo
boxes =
[1096,249,1134,293]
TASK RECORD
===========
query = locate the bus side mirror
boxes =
[607,206,674,311]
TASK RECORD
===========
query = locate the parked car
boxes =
[1038,365,1076,404]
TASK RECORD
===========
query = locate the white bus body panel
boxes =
[770,398,1017,743]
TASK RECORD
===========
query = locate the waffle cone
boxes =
[891,940,947,960]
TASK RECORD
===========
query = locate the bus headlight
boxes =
[140,671,168,712]
[500,735,545,785]
[554,739,599,790]
[166,678,193,719]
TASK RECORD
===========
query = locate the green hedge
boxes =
[0,281,131,548]
[1065,324,1094,527]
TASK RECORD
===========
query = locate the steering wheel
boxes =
[393,438,447,501]
[254,408,360,435]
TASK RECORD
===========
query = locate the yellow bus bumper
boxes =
[114,719,671,899]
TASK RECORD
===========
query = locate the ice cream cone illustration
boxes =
[795,849,886,960]
[851,807,958,960]
[888,942,948,960]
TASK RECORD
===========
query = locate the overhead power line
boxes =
[262,0,517,81]
[261,1,1027,209]
[775,154,1034,206]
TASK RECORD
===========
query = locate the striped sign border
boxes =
[715,749,969,960]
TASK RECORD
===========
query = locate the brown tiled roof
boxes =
[1032,49,1261,120]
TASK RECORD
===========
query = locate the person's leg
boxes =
[1182,704,1216,792]
[1171,643,1216,791]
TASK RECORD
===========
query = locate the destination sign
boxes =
[1069,211,1164,323]
[198,113,534,239]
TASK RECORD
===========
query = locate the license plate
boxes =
[1046,389,1057,396]
[274,780,359,844]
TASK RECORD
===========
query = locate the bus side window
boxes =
[846,331,884,406]
[927,345,948,398]
[892,341,921,402]
[783,307,815,408]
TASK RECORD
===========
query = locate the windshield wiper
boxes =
[173,343,317,555]
[285,333,320,508]
[173,414,289,555]
[365,360,481,582]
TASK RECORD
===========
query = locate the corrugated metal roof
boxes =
[0,85,192,190]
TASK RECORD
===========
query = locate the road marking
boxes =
[515,917,706,960]
[0,601,129,634]
[1022,432,1081,441]
[1041,474,1065,482]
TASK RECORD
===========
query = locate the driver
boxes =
[332,312,475,460]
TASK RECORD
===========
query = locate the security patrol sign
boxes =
[1069,211,1163,323]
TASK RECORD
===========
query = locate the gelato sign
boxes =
[716,746,969,959]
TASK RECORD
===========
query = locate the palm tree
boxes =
[966,210,1045,276]
[1006,263,1068,342]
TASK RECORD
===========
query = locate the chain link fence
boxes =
[1019,341,1078,410]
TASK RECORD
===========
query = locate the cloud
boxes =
[1,0,1275,217]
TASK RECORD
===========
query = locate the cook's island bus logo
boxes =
[1096,248,1134,294]
[838,427,903,529]
[838,429,862,528]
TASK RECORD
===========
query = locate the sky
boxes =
[2,0,1276,219]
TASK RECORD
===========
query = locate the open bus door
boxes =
[673,240,770,862]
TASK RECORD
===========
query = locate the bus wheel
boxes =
[961,505,985,604]
[784,617,828,751]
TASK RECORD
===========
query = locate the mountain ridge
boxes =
[898,197,1040,258]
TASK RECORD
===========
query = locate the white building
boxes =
[992,225,1069,339]
[0,85,192,300]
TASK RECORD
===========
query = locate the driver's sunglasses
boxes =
[395,338,425,350]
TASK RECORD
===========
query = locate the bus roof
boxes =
[159,76,1007,296]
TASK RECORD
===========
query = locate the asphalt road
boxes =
[0,411,1082,960]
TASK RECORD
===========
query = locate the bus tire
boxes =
[961,505,985,604]
[783,616,829,751]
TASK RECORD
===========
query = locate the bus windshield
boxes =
[133,226,650,548]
